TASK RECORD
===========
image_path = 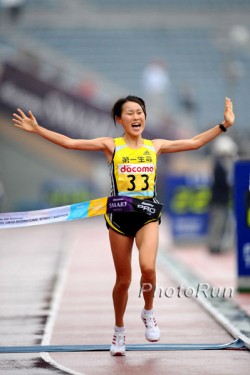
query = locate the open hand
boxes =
[223,97,235,128]
[12,109,38,133]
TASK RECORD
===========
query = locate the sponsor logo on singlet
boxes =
[118,164,155,174]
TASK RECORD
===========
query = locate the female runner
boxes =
[12,95,235,355]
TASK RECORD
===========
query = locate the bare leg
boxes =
[135,221,159,310]
[109,229,134,327]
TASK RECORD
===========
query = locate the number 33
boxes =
[127,174,149,191]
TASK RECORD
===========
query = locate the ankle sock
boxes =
[143,308,154,315]
[114,325,125,333]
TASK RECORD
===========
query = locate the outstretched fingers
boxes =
[28,110,35,120]
[17,108,27,118]
[224,97,235,126]
[12,109,27,128]
[225,97,233,109]
[12,114,23,127]
[12,108,38,131]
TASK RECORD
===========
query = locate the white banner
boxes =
[0,196,163,229]
[0,197,108,229]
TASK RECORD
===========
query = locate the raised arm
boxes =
[154,97,235,155]
[12,109,115,161]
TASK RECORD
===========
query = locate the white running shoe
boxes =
[141,310,160,342]
[110,331,126,356]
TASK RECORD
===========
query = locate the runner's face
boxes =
[117,101,146,136]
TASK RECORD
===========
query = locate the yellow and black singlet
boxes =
[109,137,157,199]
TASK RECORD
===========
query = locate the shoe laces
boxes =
[143,314,157,329]
[113,332,125,346]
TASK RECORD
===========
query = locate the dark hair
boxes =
[111,95,147,125]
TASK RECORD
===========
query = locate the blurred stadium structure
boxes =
[0,0,250,213]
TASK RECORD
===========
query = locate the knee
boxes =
[115,276,131,291]
[141,266,156,283]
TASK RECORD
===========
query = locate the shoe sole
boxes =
[110,351,125,356]
[146,339,160,342]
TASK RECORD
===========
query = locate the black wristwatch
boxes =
[219,123,227,132]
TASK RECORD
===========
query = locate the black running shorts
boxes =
[105,211,161,237]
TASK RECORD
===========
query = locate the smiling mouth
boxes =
[132,123,141,128]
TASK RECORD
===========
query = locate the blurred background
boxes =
[0,0,250,245]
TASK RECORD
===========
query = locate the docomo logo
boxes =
[118,163,155,174]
